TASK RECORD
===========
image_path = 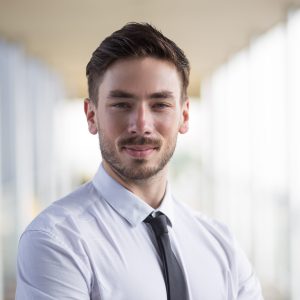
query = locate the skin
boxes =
[84,57,189,208]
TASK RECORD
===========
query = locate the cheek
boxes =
[155,115,180,136]
[99,113,128,139]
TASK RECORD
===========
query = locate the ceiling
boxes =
[1,0,300,98]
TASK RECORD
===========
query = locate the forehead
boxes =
[98,57,182,96]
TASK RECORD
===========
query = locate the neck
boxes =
[103,161,168,209]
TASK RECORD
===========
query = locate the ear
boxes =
[84,98,98,135]
[179,99,189,134]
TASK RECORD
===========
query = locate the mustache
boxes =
[118,136,162,148]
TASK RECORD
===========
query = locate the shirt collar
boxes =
[92,163,175,227]
[155,183,174,226]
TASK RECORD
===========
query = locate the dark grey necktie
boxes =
[144,213,188,300]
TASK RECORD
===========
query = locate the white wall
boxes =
[0,40,65,299]
[200,9,300,300]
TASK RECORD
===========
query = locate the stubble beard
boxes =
[98,132,177,181]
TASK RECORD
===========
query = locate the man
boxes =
[16,23,263,299]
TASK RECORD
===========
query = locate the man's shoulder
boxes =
[25,180,99,236]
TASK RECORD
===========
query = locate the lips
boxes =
[122,145,158,158]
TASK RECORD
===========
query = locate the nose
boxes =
[128,104,153,135]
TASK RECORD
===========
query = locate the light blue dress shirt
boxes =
[16,164,263,299]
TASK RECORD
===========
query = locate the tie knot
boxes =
[144,213,169,236]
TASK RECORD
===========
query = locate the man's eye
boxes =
[153,103,170,109]
[112,103,130,109]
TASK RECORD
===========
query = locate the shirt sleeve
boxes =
[16,230,92,300]
[235,242,264,300]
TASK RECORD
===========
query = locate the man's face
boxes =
[85,57,189,181]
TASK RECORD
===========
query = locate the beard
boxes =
[98,132,177,181]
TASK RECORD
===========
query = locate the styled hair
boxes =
[86,22,190,104]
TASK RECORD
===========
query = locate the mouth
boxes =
[122,145,159,159]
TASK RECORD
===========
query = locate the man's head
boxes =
[85,23,190,182]
[86,22,190,105]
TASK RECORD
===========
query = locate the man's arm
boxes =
[16,230,91,300]
[234,240,263,299]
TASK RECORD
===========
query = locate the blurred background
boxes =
[1,0,300,299]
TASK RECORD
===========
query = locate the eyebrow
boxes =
[149,91,174,99]
[107,89,175,100]
[108,90,134,99]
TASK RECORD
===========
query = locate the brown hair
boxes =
[86,22,190,105]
